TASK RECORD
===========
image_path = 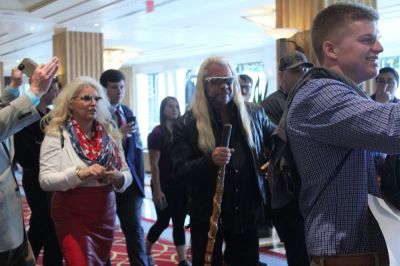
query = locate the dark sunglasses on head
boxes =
[76,95,103,102]
[204,76,234,86]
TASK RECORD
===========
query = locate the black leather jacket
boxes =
[171,102,275,221]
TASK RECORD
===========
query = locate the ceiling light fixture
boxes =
[265,28,299,40]
[103,48,140,70]
[241,6,299,40]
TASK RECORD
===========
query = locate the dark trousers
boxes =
[271,200,309,266]
[22,169,62,266]
[147,185,188,246]
[0,239,35,266]
[190,220,259,266]
[116,187,147,266]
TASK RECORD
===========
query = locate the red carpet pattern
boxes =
[22,196,285,265]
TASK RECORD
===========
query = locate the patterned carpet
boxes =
[22,196,286,266]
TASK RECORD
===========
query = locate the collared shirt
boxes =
[286,77,400,256]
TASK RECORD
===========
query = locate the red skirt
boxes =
[51,185,116,266]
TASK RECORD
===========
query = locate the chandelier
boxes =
[103,48,140,70]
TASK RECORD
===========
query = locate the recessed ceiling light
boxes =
[94,23,100,27]
[29,26,35,31]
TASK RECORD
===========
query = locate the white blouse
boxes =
[39,127,132,192]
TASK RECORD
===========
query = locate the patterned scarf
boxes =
[66,117,122,170]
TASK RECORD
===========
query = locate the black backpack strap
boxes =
[287,67,369,106]
[59,126,64,149]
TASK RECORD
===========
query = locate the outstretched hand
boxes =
[29,57,59,98]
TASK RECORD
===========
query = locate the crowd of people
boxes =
[0,2,397,266]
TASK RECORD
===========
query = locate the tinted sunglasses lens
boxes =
[81,95,92,101]
[210,78,223,86]
[80,95,102,102]
[209,77,234,86]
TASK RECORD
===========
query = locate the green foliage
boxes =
[252,77,268,104]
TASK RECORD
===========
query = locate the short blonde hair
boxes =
[312,2,378,64]
[42,76,120,141]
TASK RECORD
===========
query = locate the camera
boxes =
[18,58,38,77]
[126,116,136,125]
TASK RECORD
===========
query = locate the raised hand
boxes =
[29,57,59,97]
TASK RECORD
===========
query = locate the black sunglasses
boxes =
[76,95,102,102]
[204,76,234,86]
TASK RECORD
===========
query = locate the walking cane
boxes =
[204,124,232,266]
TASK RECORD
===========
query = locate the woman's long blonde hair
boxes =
[42,76,121,141]
[189,56,254,153]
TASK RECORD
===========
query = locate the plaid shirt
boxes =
[286,77,400,256]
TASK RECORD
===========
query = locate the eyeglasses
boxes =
[75,95,103,102]
[376,78,396,86]
[240,85,252,90]
[204,76,234,86]
[288,67,309,74]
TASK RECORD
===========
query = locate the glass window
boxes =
[135,63,266,147]
[236,61,266,104]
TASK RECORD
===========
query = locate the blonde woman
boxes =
[39,76,132,265]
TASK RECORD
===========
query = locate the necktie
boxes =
[115,109,125,128]
[115,109,128,148]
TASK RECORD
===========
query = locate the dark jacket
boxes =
[171,102,274,221]
[121,105,145,197]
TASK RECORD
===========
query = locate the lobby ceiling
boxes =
[0,0,275,74]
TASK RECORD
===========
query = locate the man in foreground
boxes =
[0,57,59,266]
[287,3,393,265]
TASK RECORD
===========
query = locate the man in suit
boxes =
[0,57,59,266]
[100,69,147,266]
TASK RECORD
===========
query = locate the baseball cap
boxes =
[278,51,314,71]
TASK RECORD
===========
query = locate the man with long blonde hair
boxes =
[172,56,274,266]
